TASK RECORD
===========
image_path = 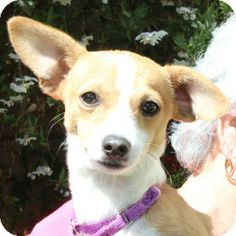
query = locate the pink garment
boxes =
[29,186,160,236]
[29,200,73,236]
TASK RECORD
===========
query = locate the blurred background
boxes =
[0,0,231,235]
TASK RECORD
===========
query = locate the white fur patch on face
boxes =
[115,54,137,95]
[83,55,150,173]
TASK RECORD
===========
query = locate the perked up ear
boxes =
[7,16,87,100]
[165,65,229,121]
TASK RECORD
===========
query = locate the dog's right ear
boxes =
[165,65,229,121]
[7,16,87,100]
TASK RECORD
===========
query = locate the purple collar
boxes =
[70,186,160,236]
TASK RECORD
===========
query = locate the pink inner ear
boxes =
[175,85,194,116]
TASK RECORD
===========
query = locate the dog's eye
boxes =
[140,101,160,117]
[80,92,100,106]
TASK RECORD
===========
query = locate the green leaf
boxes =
[173,34,188,50]
[46,97,56,107]
[133,4,148,18]
[58,168,66,185]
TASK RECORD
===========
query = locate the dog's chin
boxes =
[91,160,134,176]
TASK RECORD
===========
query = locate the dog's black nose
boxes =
[102,135,130,158]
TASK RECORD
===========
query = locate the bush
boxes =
[0,0,231,234]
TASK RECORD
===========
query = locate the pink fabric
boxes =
[29,200,73,236]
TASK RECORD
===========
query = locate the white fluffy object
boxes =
[196,3,236,101]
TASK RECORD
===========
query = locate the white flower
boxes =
[0,99,14,107]
[135,30,168,46]
[58,188,70,197]
[176,7,197,21]
[35,165,53,176]
[17,0,25,7]
[190,13,196,21]
[10,82,27,93]
[161,0,174,7]
[9,95,24,102]
[53,0,71,6]
[0,108,7,114]
[177,51,188,59]
[80,34,94,47]
[176,7,196,15]
[10,76,37,93]
[102,0,108,4]
[183,14,189,21]
[0,96,23,110]
[173,58,190,66]
[16,135,37,146]
[27,165,53,180]
[30,175,36,180]
[16,76,37,83]
[8,53,19,62]
[63,191,70,197]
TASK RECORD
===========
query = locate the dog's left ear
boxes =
[7,16,87,100]
[165,65,229,121]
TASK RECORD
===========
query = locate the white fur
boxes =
[170,120,217,171]
[196,14,236,101]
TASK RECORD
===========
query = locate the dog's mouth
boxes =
[97,160,125,170]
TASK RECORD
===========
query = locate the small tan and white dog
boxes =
[6,16,228,236]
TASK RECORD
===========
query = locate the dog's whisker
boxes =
[56,140,67,156]
[46,115,65,159]
[47,116,64,137]
[49,112,65,123]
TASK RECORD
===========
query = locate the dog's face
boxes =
[64,52,174,174]
[7,17,229,175]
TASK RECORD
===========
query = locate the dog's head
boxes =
[7,17,228,175]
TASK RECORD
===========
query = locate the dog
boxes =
[6,16,229,236]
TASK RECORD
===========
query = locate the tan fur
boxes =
[7,16,229,235]
[146,184,212,236]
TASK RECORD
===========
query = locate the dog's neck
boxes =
[66,134,166,223]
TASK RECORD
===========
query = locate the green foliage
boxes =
[0,0,231,234]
